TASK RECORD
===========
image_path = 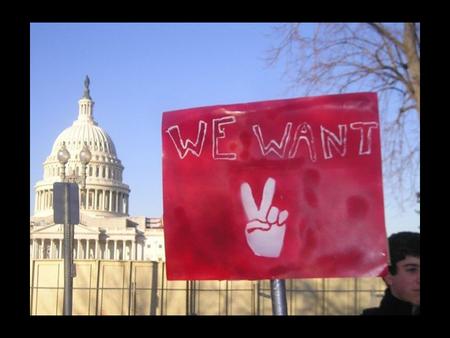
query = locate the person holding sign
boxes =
[362,232,420,315]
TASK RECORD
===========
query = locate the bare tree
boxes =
[267,23,420,208]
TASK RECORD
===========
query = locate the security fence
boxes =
[30,259,385,315]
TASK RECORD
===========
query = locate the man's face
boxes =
[385,255,420,305]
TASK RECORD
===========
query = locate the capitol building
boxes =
[30,77,165,263]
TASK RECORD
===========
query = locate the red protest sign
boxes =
[162,93,388,280]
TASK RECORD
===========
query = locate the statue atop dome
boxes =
[83,75,91,99]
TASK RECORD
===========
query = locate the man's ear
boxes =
[383,273,394,287]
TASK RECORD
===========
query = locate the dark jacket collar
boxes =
[379,288,419,315]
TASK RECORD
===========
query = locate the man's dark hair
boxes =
[388,231,420,275]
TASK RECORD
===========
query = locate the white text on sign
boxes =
[166,116,378,161]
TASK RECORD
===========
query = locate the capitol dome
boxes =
[34,76,130,218]
[51,120,117,158]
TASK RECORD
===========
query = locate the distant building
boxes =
[30,77,165,262]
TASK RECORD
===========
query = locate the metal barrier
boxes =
[30,259,385,315]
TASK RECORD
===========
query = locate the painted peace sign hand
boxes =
[240,177,288,258]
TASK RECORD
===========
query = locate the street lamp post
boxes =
[79,143,92,209]
[56,141,91,316]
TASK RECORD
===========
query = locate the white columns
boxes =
[119,192,123,214]
[117,193,120,213]
[105,240,109,259]
[131,241,135,260]
[109,190,113,212]
[59,239,63,259]
[77,239,80,260]
[98,190,103,210]
[89,189,93,209]
[104,191,108,211]
[86,240,90,259]
[116,192,119,213]
[113,240,117,260]
[39,239,44,259]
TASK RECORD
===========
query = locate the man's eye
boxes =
[406,268,418,273]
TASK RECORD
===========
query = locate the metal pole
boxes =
[270,279,287,315]
[80,163,87,210]
[63,183,73,315]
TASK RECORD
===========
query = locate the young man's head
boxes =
[383,231,420,305]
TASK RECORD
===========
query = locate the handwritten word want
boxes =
[166,117,378,161]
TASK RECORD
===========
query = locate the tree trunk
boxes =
[403,23,420,118]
